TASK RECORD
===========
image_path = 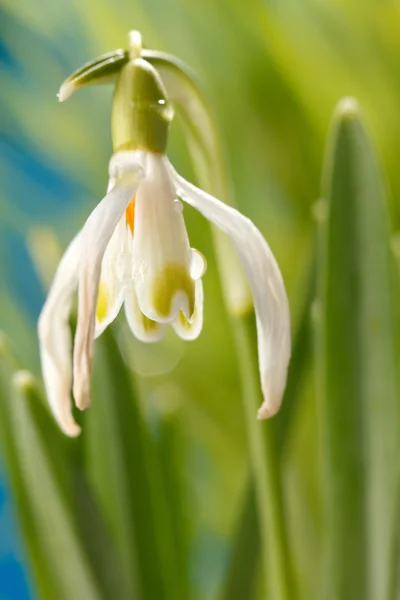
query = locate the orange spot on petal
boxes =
[126,195,136,235]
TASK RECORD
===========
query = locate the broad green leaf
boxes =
[0,339,59,600]
[0,342,102,600]
[317,97,400,600]
[85,326,182,600]
[9,377,104,600]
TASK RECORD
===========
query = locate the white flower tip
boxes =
[73,376,91,412]
[73,327,94,412]
[57,82,74,103]
[73,361,91,410]
[59,412,81,437]
[256,395,282,420]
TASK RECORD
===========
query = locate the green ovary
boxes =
[151,264,195,318]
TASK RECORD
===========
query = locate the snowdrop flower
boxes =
[38,49,290,437]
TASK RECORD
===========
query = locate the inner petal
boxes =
[151,263,195,320]
[126,195,136,235]
[96,281,109,323]
[172,278,204,341]
[131,154,195,323]
[94,216,130,338]
[124,287,166,343]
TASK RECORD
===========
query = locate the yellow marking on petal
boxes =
[126,195,136,235]
[152,264,195,318]
[96,282,108,323]
[178,311,192,330]
[141,312,160,332]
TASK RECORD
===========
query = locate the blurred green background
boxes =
[1,0,400,598]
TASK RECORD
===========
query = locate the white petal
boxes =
[170,165,291,418]
[132,153,195,323]
[94,216,130,339]
[73,163,144,411]
[37,233,82,437]
[172,278,204,341]
[124,288,166,343]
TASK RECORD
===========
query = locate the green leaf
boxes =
[220,481,260,600]
[317,97,400,600]
[71,461,132,600]
[156,405,191,600]
[85,326,182,600]
[0,340,59,599]
[0,341,103,600]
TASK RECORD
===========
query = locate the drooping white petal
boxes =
[37,233,82,437]
[172,278,204,341]
[73,163,144,411]
[131,153,195,323]
[124,288,166,343]
[94,216,131,339]
[170,165,291,418]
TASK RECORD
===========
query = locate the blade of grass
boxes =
[156,404,191,600]
[221,481,260,600]
[0,364,102,599]
[0,338,59,600]
[71,462,132,600]
[317,97,400,600]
